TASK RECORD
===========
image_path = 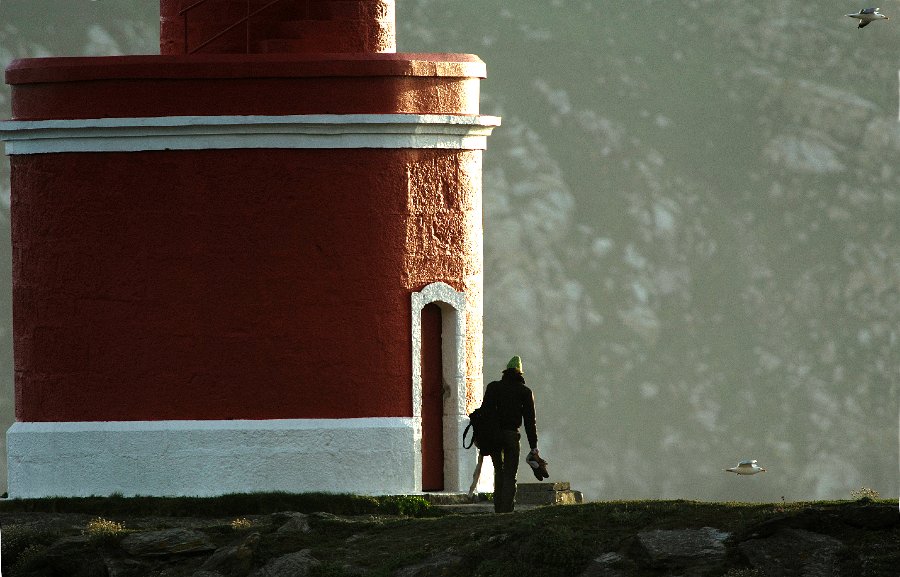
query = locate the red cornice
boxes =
[5,53,486,85]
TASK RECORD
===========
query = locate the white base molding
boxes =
[6,418,432,498]
[0,114,501,155]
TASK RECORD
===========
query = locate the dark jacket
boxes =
[482,369,538,450]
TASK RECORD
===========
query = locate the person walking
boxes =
[482,355,539,513]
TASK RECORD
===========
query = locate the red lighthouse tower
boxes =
[1,1,498,497]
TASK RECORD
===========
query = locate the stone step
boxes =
[517,489,583,506]
[517,481,571,493]
[515,482,583,506]
[422,482,583,511]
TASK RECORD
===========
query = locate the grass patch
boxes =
[0,491,436,518]
[230,517,255,530]
[1,526,63,575]
[83,516,129,544]
[850,487,880,500]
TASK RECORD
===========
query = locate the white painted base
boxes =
[6,418,446,498]
[447,415,494,495]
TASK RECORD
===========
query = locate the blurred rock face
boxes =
[1,0,898,500]
[399,0,899,501]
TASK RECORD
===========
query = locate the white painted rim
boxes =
[8,417,410,434]
[0,114,501,154]
[7,418,421,498]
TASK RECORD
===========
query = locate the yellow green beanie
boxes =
[506,355,523,373]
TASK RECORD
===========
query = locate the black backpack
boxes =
[463,406,501,454]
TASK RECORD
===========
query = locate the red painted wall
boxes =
[5,54,484,120]
[159,0,396,55]
[12,147,481,422]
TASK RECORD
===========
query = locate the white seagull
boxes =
[846,7,890,28]
[724,460,767,475]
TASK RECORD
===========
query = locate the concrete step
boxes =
[421,492,484,506]
[421,482,584,512]
[517,481,571,492]
[517,489,583,506]
[516,482,584,506]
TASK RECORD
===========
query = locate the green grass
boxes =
[1,526,62,575]
[0,491,436,518]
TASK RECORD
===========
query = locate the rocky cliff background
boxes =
[1,0,898,501]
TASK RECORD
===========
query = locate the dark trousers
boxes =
[490,430,521,513]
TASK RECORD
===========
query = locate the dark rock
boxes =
[393,549,464,577]
[40,536,107,575]
[744,503,897,542]
[739,527,845,577]
[635,527,729,576]
[741,508,845,542]
[103,554,152,577]
[121,528,216,556]
[268,511,302,525]
[837,504,899,530]
[251,549,320,577]
[271,512,311,534]
[310,512,353,523]
[122,529,215,556]
[198,531,261,577]
[578,552,627,577]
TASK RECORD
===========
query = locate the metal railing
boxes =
[179,0,293,54]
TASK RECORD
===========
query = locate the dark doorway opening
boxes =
[421,302,444,491]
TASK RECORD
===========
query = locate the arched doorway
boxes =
[411,282,468,492]
[420,302,444,491]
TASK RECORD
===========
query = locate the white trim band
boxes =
[0,114,501,154]
[7,418,429,498]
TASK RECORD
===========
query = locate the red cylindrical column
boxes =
[7,54,487,422]
[160,0,395,55]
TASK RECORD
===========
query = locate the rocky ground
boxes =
[1,498,898,576]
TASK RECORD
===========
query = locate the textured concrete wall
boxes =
[11,146,482,422]
[7,418,417,497]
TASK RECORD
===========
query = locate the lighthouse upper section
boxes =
[161,0,397,55]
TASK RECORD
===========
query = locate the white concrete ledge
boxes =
[0,114,501,154]
[7,418,420,498]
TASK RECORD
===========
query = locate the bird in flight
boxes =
[846,7,890,28]
[724,459,767,475]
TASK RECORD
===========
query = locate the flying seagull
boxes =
[724,460,767,475]
[847,7,889,28]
